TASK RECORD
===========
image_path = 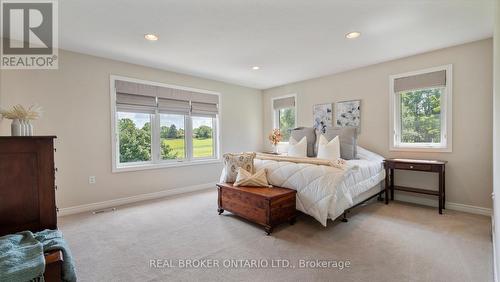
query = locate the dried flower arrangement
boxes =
[0,104,42,120]
[268,128,282,146]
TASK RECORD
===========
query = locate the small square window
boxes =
[390,65,452,152]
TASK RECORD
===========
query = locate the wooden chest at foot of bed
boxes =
[216,183,297,235]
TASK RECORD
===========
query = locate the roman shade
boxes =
[158,98,190,114]
[273,96,295,110]
[394,70,446,93]
[116,93,157,113]
[191,92,219,104]
[115,79,219,115]
[191,102,218,116]
[116,80,156,97]
[158,87,190,101]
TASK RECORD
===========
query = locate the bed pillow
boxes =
[288,136,307,157]
[234,168,271,187]
[219,152,256,183]
[290,127,316,157]
[317,135,341,161]
[321,127,358,160]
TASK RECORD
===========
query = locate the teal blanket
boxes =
[0,229,76,282]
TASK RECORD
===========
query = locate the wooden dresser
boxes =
[0,136,57,236]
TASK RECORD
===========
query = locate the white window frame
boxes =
[271,94,297,144]
[110,75,221,173]
[389,64,452,152]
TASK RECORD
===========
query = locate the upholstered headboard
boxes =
[290,127,317,157]
[321,127,358,160]
[290,126,358,159]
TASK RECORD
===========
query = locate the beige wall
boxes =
[263,39,493,209]
[0,50,263,209]
[492,0,500,277]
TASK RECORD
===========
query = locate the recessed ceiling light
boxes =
[345,31,361,39]
[144,34,159,41]
[252,66,260,70]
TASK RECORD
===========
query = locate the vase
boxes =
[26,120,33,136]
[272,144,279,154]
[20,120,27,136]
[11,119,21,136]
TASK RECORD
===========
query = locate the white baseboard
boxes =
[58,182,217,217]
[58,184,492,217]
[493,214,497,282]
[395,193,492,216]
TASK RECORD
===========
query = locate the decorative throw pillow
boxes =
[234,168,271,187]
[219,152,256,183]
[287,136,307,157]
[317,135,341,161]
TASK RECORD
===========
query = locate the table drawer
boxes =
[394,163,432,171]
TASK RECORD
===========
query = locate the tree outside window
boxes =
[278,107,295,142]
[400,88,442,144]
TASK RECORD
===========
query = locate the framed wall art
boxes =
[313,103,333,133]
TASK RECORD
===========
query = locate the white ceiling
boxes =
[58,0,494,89]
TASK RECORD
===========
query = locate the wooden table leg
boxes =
[385,168,390,204]
[443,169,446,209]
[265,226,273,235]
[390,168,395,200]
[217,186,223,214]
[438,170,443,214]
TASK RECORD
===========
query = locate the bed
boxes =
[254,146,386,226]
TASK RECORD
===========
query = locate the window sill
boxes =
[390,146,452,153]
[113,158,222,173]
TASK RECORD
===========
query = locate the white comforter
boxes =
[254,147,385,226]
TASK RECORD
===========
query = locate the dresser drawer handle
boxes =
[410,165,414,169]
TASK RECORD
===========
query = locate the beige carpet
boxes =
[59,189,493,282]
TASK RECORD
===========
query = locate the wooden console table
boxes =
[384,158,447,214]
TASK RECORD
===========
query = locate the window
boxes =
[192,116,215,158]
[389,65,452,152]
[117,112,153,163]
[272,95,296,142]
[160,114,185,160]
[111,77,220,172]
